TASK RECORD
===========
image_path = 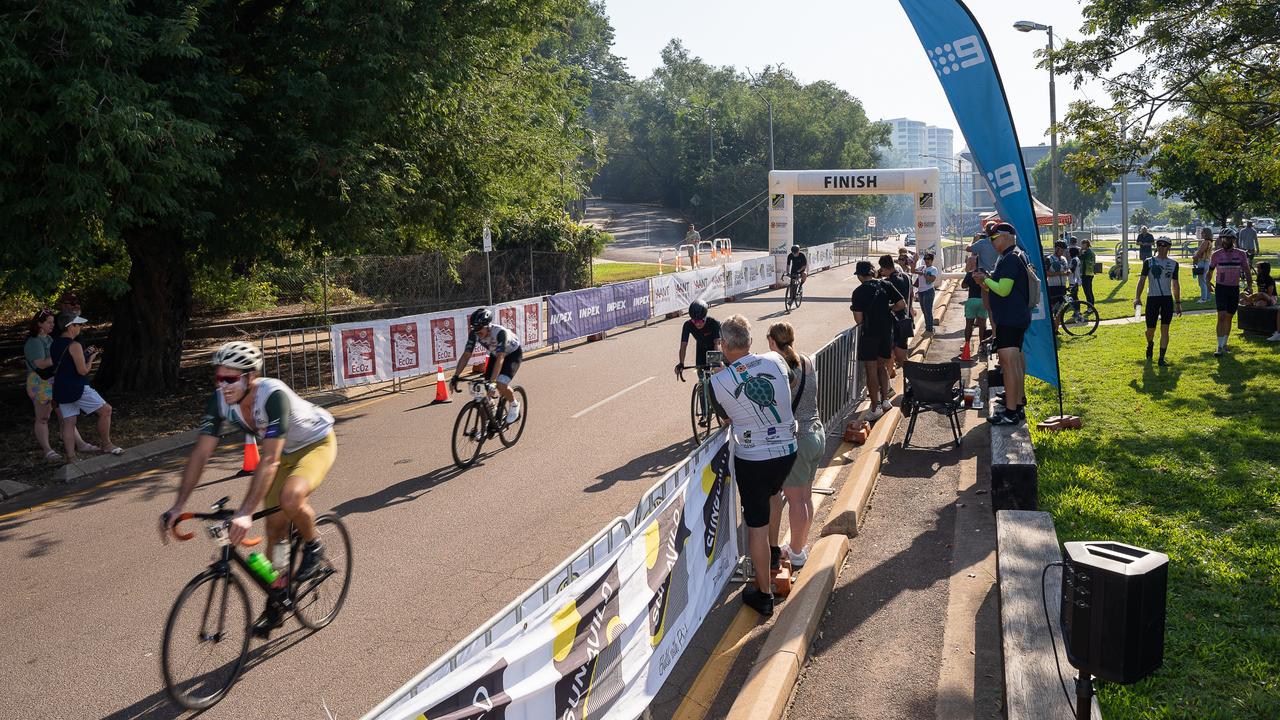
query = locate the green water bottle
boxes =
[247,551,277,584]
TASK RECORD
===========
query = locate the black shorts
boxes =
[1215,285,1240,314]
[892,316,913,350]
[994,324,1027,351]
[1047,285,1067,306]
[1145,296,1174,327]
[734,453,797,528]
[490,348,522,384]
[857,331,893,361]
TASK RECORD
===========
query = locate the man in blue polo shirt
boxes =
[972,223,1031,425]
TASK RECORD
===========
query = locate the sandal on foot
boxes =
[102,446,124,456]
[43,450,63,463]
[76,442,100,453]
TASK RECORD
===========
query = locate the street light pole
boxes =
[1015,20,1061,246]
[923,153,965,245]
[768,98,775,171]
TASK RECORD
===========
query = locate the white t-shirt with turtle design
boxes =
[709,351,797,461]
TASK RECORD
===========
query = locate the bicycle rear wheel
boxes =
[795,282,804,308]
[1059,301,1100,336]
[499,386,528,447]
[451,401,486,468]
[784,283,796,312]
[292,514,353,630]
[161,569,251,711]
[690,382,721,443]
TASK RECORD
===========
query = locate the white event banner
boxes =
[331,297,544,389]
[371,435,738,720]
[723,256,775,297]
[649,267,726,316]
[808,243,835,271]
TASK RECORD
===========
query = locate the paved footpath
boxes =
[785,290,1003,720]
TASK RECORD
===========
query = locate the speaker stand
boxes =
[1075,672,1095,720]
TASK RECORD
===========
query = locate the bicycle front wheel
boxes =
[690,383,721,443]
[161,569,251,711]
[1059,301,1100,336]
[784,283,795,312]
[292,514,353,631]
[499,386,528,447]
[451,401,487,468]
[795,282,804,308]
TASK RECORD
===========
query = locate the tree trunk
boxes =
[96,228,192,393]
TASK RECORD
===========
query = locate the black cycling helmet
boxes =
[469,307,492,330]
[790,244,801,252]
[688,300,708,321]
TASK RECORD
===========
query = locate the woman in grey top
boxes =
[767,322,823,569]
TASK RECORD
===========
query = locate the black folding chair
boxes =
[901,360,963,448]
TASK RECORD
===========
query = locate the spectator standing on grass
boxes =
[1238,220,1259,263]
[50,313,121,460]
[957,254,989,359]
[1192,227,1215,303]
[1134,238,1182,366]
[766,321,821,572]
[972,223,1030,426]
[878,254,914,368]
[1079,239,1097,306]
[915,251,940,334]
[1044,240,1070,331]
[1067,245,1083,306]
[1137,226,1155,261]
[1209,228,1253,357]
[708,315,796,618]
[850,261,905,422]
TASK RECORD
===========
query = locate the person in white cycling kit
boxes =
[452,308,523,424]
[161,341,337,638]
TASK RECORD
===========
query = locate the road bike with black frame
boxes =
[450,376,528,468]
[161,497,353,710]
[784,272,805,312]
[1052,290,1100,336]
[676,352,724,443]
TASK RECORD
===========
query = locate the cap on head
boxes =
[57,312,87,329]
[855,260,875,277]
[991,222,1015,236]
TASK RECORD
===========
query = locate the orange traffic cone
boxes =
[434,366,450,403]
[960,342,971,361]
[241,435,260,473]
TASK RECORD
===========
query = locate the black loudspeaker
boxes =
[1060,541,1169,684]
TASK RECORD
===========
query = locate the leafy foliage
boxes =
[1031,140,1113,229]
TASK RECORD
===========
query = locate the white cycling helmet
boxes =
[212,341,263,372]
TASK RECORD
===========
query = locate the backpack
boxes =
[1018,250,1041,308]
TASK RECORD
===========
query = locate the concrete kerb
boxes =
[724,534,850,720]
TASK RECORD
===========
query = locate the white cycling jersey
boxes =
[709,352,797,461]
[201,378,334,453]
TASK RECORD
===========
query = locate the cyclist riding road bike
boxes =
[785,244,809,285]
[676,300,723,378]
[452,308,523,424]
[160,341,337,638]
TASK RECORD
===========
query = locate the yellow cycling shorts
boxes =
[266,431,336,508]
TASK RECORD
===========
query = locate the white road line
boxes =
[572,376,655,419]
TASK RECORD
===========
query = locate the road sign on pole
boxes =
[867,216,877,228]
[482,224,493,252]
[483,224,493,305]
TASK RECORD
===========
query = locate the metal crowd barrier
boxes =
[941,243,967,270]
[260,325,334,392]
[813,326,863,431]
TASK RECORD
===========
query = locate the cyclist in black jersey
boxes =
[785,245,808,284]
[451,308,523,424]
[676,300,723,375]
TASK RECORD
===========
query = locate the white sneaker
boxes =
[1269,332,1280,342]
[784,544,809,569]
[866,406,885,422]
[505,401,521,424]
[880,399,893,411]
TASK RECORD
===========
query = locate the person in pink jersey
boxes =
[1208,227,1253,357]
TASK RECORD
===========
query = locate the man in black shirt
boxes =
[850,261,905,421]
[877,254,913,367]
[676,300,722,372]
[1136,226,1155,261]
[786,245,809,282]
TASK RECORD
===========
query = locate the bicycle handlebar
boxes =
[674,363,718,382]
[168,501,276,546]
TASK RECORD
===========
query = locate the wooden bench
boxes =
[1238,305,1278,337]
[987,358,1038,512]
[997,510,1102,720]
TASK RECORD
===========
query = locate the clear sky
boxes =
[600,0,1102,155]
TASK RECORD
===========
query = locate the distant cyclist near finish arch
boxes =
[160,341,337,638]
[452,308,523,424]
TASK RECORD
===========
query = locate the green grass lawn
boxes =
[1027,315,1280,719]
[591,261,663,285]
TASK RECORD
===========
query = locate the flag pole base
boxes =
[1037,414,1082,431]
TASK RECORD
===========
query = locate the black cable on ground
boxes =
[1042,560,1077,716]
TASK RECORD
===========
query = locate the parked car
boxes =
[905,233,916,246]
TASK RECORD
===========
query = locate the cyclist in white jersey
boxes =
[161,341,337,637]
[451,308,523,423]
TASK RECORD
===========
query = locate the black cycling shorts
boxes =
[734,453,797,528]
[857,331,893,361]
[1215,285,1240,314]
[1047,285,1067,306]
[892,316,913,350]
[490,348,522,384]
[994,324,1027,351]
[1145,296,1174,327]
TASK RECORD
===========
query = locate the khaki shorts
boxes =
[783,424,826,488]
[267,431,336,508]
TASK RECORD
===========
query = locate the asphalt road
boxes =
[0,264,870,720]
